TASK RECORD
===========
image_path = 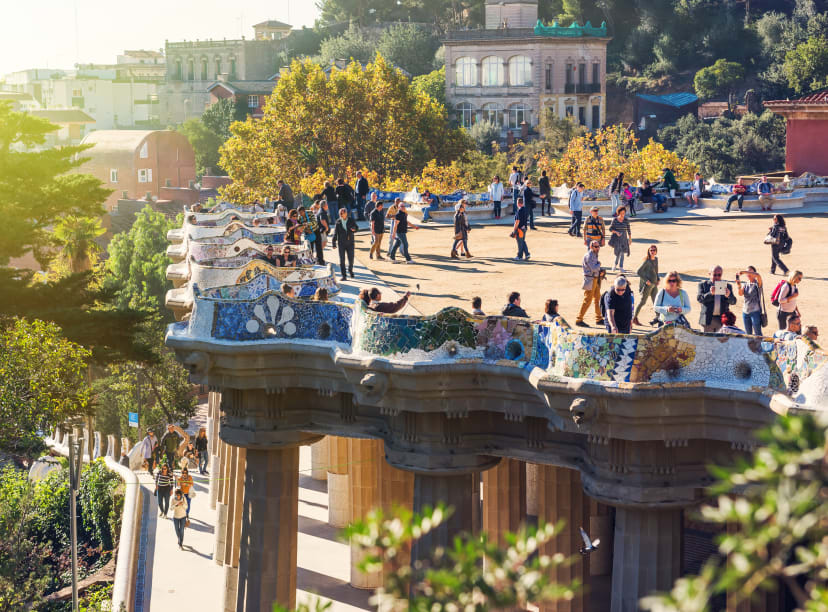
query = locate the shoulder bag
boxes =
[759,285,768,328]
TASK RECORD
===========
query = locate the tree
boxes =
[694,59,745,113]
[319,25,377,65]
[468,120,502,155]
[376,24,440,77]
[49,215,105,275]
[0,319,91,457]
[412,66,447,109]
[219,55,471,203]
[201,97,246,142]
[783,35,828,93]
[178,118,224,178]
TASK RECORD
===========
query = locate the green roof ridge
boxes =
[534,19,607,37]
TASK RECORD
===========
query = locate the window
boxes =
[229,59,237,79]
[508,104,530,128]
[481,103,502,126]
[188,59,195,81]
[592,105,600,129]
[509,56,532,86]
[110,169,118,183]
[578,63,586,85]
[247,95,259,108]
[592,63,599,84]
[565,63,573,85]
[138,169,148,183]
[201,58,208,81]
[175,60,183,80]
[578,106,586,126]
[454,57,477,87]
[481,56,504,86]
[72,88,82,97]
[565,105,574,117]
[545,64,552,91]
[215,58,222,77]
[139,142,148,158]
[456,102,474,128]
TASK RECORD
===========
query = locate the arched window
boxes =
[481,103,502,126]
[201,58,208,81]
[508,103,530,128]
[481,56,504,86]
[175,59,183,80]
[509,55,532,86]
[454,57,477,87]
[215,57,222,77]
[187,59,195,81]
[455,102,475,128]
[229,58,237,79]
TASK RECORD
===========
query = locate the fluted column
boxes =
[526,463,540,515]
[223,448,246,612]
[214,440,231,566]
[208,391,220,509]
[588,498,613,576]
[310,437,329,481]
[482,458,527,549]
[411,472,476,564]
[349,438,383,588]
[235,447,300,611]
[610,507,682,612]
[327,436,351,527]
[537,465,590,612]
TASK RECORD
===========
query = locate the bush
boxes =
[77,459,123,551]
[468,120,501,155]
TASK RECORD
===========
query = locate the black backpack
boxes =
[599,290,609,319]
[781,233,793,254]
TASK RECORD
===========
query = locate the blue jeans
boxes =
[493,201,501,218]
[173,517,186,546]
[654,194,667,212]
[610,193,621,214]
[198,452,207,473]
[389,233,410,261]
[743,311,762,336]
[356,195,366,220]
[528,204,536,228]
[515,234,529,259]
[512,188,519,210]
[725,194,743,211]
[421,202,439,221]
[569,210,583,236]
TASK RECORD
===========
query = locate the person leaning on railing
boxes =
[358,287,411,314]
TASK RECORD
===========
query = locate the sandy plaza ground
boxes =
[353,211,826,336]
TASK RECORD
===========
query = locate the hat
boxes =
[590,206,600,211]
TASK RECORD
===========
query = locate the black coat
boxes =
[355,176,370,197]
[696,279,737,326]
[331,217,358,248]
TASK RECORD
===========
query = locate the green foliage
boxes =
[316,0,485,27]
[412,66,446,109]
[657,111,786,181]
[784,35,828,93]
[319,25,376,65]
[178,118,224,178]
[345,504,578,611]
[468,120,502,155]
[694,59,745,101]
[641,413,828,611]
[276,27,330,66]
[49,215,106,275]
[201,97,247,141]
[376,24,440,76]
[0,319,90,457]
[0,102,110,267]
[77,460,123,551]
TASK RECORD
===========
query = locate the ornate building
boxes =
[443,0,610,137]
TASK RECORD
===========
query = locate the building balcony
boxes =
[562,83,601,94]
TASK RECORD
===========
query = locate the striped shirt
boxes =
[155,473,175,488]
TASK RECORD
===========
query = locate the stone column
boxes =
[411,472,476,564]
[537,465,590,612]
[610,507,683,612]
[726,522,780,612]
[378,448,414,583]
[526,463,540,516]
[310,437,329,481]
[588,498,613,576]
[223,448,246,612]
[209,396,222,510]
[214,441,233,566]
[327,436,351,527]
[349,438,383,589]
[235,447,300,612]
[482,458,526,551]
[471,472,481,534]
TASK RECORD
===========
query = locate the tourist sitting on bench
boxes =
[725,178,747,212]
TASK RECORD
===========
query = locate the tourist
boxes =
[251,217,262,227]
[299,208,320,262]
[355,171,370,221]
[776,270,802,330]
[542,299,560,322]
[804,325,819,343]
[140,429,157,476]
[119,449,130,468]
[697,265,737,333]
[160,424,183,470]
[194,428,208,475]
[685,173,705,209]
[282,283,295,299]
[335,178,356,220]
[660,167,680,207]
[511,197,530,261]
[720,311,746,334]
[633,245,659,327]
[735,266,764,336]
[452,200,472,259]
[364,192,379,220]
[276,245,296,268]
[385,199,400,257]
[724,178,747,212]
[331,207,358,279]
[608,206,631,272]
[317,200,331,251]
[420,189,440,223]
[171,489,188,549]
[539,170,552,216]
[313,287,328,301]
[285,209,301,244]
[757,175,774,210]
[638,179,664,213]
[307,203,325,265]
[583,206,605,248]
[177,467,194,518]
[768,214,790,275]
[277,179,294,209]
[180,440,196,470]
[472,296,485,316]
[653,271,692,326]
[568,183,584,236]
[604,276,633,334]
[502,291,528,318]
[154,464,174,518]
[275,203,288,225]
[576,240,604,327]
[362,287,411,314]
[257,245,279,266]
[369,200,386,260]
[509,166,522,213]
[389,201,417,264]
[489,175,504,219]
[522,177,538,230]
[321,181,338,216]
[622,182,637,217]
[609,172,624,215]
[774,313,801,340]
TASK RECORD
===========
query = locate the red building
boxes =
[765,89,828,176]
[207,77,277,119]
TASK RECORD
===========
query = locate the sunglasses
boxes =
[667,279,678,284]
[712,273,722,278]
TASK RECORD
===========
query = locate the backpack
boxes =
[780,233,793,254]
[770,280,789,307]
[600,290,609,319]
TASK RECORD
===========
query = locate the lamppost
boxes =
[67,433,84,612]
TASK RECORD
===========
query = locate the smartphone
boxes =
[714,280,727,294]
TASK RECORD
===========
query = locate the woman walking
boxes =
[653,271,692,327]
[451,201,472,259]
[767,214,790,275]
[154,464,174,518]
[177,467,194,518]
[195,428,208,475]
[776,270,802,330]
[736,266,764,336]
[608,206,631,272]
[609,172,624,215]
[171,489,188,549]
[633,245,659,327]
[385,199,399,257]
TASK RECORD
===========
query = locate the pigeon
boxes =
[579,527,600,555]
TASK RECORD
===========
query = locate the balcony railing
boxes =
[564,83,601,94]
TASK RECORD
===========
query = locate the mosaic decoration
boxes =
[629,326,696,382]
[189,241,313,265]
[199,270,340,301]
[192,228,285,245]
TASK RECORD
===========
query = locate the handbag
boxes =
[760,287,768,328]
[188,489,196,499]
[454,232,463,240]
[763,231,778,245]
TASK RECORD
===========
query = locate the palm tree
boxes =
[51,215,105,274]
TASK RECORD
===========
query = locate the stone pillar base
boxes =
[311,437,329,481]
[411,472,475,564]
[223,564,239,612]
[526,462,539,516]
[328,472,350,527]
[214,502,227,565]
[209,454,219,510]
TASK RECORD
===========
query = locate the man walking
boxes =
[140,429,157,475]
[509,166,522,214]
[604,276,633,334]
[568,182,585,237]
[576,240,604,327]
[697,265,737,333]
[159,424,183,470]
[332,207,358,279]
[369,199,386,260]
[583,206,605,248]
[660,167,679,207]
[512,197,530,261]
[389,201,417,263]
[539,170,552,216]
[522,177,538,230]
[355,171,370,221]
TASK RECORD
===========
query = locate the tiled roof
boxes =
[636,92,699,108]
[766,88,828,106]
[207,80,277,94]
[253,20,292,29]
[29,109,95,123]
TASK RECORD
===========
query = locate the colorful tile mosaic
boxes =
[189,241,313,265]
[197,270,340,301]
[189,227,285,245]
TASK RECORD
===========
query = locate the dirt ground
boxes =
[353,213,826,336]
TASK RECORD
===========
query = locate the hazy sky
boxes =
[0,0,320,77]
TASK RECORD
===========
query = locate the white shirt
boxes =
[509,172,520,188]
[774,329,798,341]
[489,181,504,201]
